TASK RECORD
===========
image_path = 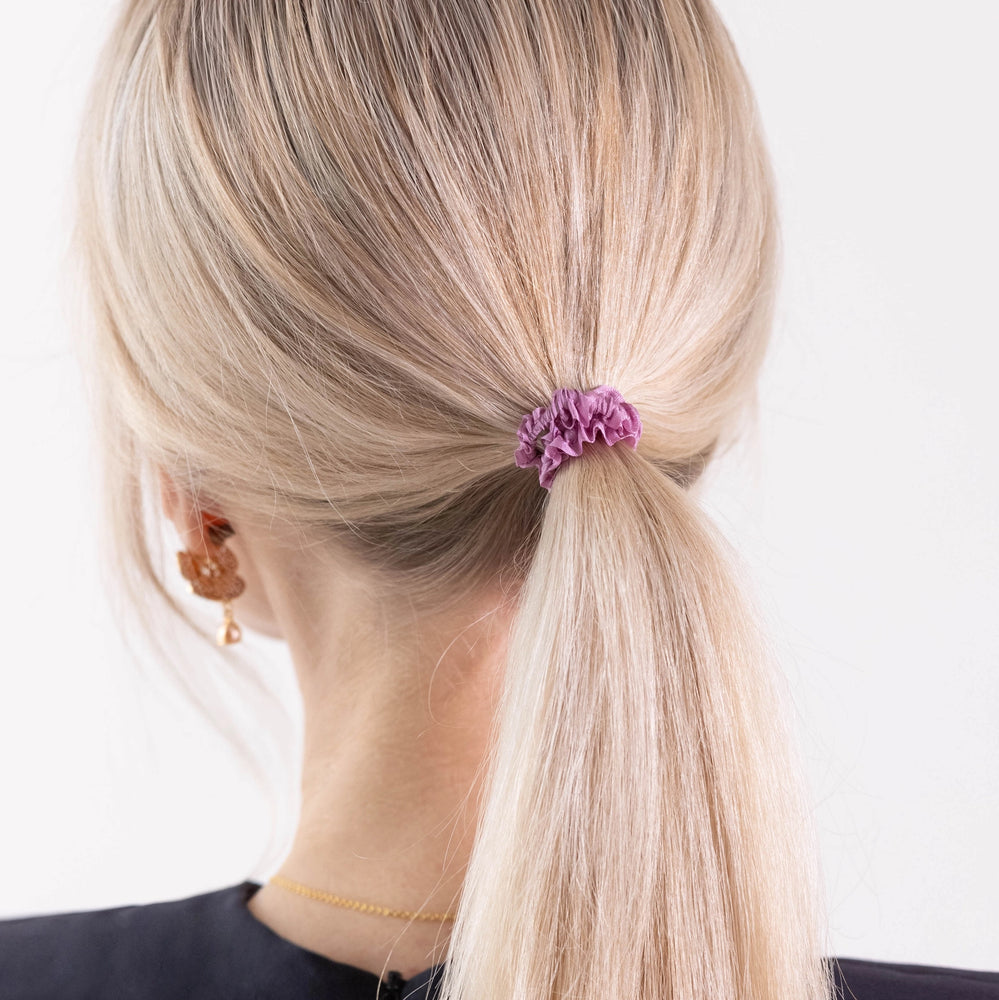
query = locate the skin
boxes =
[160,473,515,979]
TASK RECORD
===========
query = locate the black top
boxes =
[0,880,997,999]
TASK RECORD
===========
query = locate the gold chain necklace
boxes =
[269,874,457,923]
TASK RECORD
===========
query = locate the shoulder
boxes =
[3,898,996,1000]
[831,956,999,999]
[0,882,259,1000]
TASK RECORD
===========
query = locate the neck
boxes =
[246,560,512,980]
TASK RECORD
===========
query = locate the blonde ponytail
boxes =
[78,1,834,997]
[444,443,832,999]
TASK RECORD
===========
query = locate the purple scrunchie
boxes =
[514,385,643,490]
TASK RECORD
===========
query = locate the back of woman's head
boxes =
[78,1,833,998]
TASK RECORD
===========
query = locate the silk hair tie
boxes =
[514,385,643,490]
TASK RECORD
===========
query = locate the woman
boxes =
[1,1,995,998]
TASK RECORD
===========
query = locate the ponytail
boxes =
[441,443,833,1000]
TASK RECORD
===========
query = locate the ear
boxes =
[158,469,283,641]
[158,469,228,555]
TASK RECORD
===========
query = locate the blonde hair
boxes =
[77,2,834,998]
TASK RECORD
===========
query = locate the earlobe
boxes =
[159,469,246,645]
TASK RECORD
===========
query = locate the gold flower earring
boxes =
[176,515,246,645]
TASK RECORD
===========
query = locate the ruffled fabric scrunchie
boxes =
[514,385,643,490]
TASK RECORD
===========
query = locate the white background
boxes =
[0,0,996,971]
